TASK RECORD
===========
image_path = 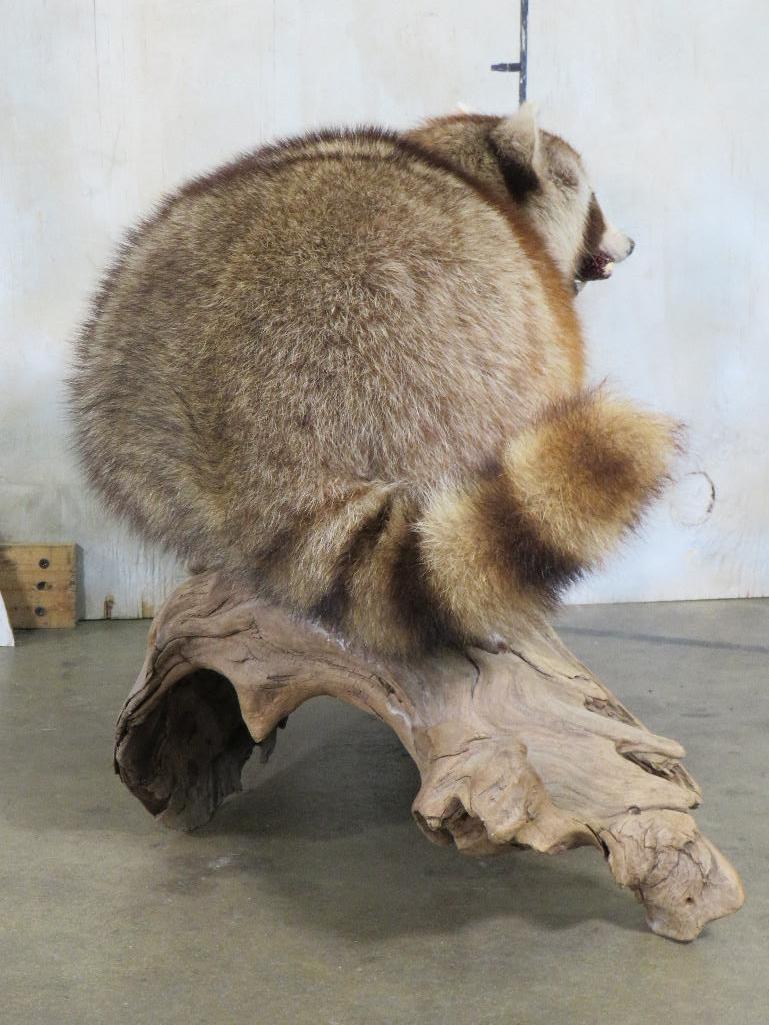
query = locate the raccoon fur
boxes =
[70,104,680,656]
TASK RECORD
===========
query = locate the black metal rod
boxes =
[490,0,529,105]
[519,0,528,103]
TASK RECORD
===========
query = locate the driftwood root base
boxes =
[114,572,744,941]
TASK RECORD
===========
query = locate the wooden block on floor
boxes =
[0,543,77,628]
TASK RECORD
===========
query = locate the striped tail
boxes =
[259,388,682,655]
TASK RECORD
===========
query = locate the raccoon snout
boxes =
[616,236,635,262]
[601,225,635,264]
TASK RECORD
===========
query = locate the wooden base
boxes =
[114,572,744,941]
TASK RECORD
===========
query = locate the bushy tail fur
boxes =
[257,388,681,655]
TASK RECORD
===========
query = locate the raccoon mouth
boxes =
[575,249,615,289]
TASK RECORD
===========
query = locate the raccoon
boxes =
[70,104,679,656]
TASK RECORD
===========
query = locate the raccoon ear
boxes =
[489,102,542,201]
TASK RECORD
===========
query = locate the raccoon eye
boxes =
[550,166,578,190]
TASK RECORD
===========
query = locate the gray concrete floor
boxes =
[0,600,767,1025]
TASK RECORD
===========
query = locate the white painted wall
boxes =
[529,0,769,604]
[1,1,766,618]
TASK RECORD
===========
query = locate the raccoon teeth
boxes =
[603,261,615,277]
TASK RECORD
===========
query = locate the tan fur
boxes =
[419,390,682,643]
[70,111,678,656]
[505,390,682,562]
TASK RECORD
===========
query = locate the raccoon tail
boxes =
[416,388,682,646]
[263,388,680,655]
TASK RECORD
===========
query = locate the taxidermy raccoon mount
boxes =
[71,104,680,656]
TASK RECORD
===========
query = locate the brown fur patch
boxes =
[502,389,682,563]
[583,194,606,255]
[487,136,540,201]
[577,194,608,280]
[310,494,394,626]
[389,516,460,651]
[511,226,585,385]
[475,476,583,603]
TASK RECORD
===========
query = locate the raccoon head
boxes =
[487,104,635,291]
[407,105,634,292]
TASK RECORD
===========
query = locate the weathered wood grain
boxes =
[115,571,744,941]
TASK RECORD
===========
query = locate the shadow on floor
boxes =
[150,712,649,942]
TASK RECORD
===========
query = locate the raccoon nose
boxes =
[627,238,636,256]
